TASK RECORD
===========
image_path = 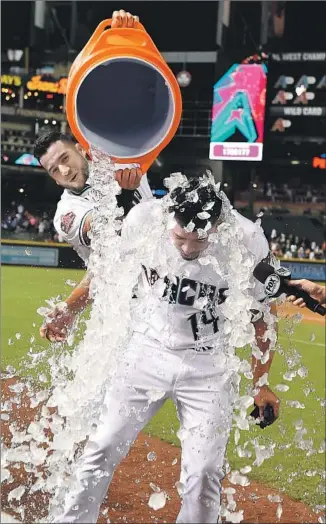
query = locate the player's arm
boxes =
[65,272,92,312]
[115,166,143,190]
[54,199,93,248]
[80,164,147,243]
[252,302,277,383]
[40,273,92,342]
[56,165,147,247]
[73,189,141,246]
[246,230,280,419]
[251,302,280,419]
[111,9,139,28]
[80,213,92,245]
[287,279,326,308]
[40,201,147,342]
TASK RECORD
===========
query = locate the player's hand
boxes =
[287,279,326,308]
[111,9,139,28]
[39,305,76,343]
[254,385,280,419]
[115,167,143,190]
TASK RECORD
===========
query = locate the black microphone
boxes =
[253,261,326,317]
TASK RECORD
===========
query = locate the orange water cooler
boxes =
[65,19,182,172]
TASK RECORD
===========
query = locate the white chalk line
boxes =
[279,336,325,348]
[1,513,20,523]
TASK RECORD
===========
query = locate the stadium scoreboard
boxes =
[264,52,326,160]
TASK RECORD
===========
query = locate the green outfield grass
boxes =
[2,266,86,368]
[146,330,325,508]
[2,265,325,508]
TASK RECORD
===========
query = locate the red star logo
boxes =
[226,108,244,123]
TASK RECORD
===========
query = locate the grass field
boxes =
[2,265,325,508]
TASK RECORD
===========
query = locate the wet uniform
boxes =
[57,200,276,524]
[53,166,153,265]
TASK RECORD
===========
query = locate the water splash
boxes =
[4,149,148,520]
[3,167,323,522]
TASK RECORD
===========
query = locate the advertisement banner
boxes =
[1,73,68,94]
[26,75,67,94]
[209,63,267,161]
[1,74,22,87]
[1,245,59,267]
[281,260,326,282]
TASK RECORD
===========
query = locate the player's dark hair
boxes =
[34,131,75,162]
[169,177,223,231]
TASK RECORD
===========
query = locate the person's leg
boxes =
[55,336,173,523]
[175,350,239,524]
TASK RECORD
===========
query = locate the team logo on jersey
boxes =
[61,211,76,234]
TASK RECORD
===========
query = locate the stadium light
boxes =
[7,49,23,62]
[177,70,192,88]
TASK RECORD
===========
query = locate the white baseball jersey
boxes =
[53,166,153,265]
[122,200,274,351]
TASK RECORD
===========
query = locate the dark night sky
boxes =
[2,1,326,53]
[1,1,219,51]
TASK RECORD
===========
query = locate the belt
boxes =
[191,346,214,352]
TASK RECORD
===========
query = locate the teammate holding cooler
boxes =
[34,131,152,264]
[33,10,154,265]
[42,176,280,523]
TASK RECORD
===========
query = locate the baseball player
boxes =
[33,10,153,266]
[34,131,153,265]
[42,177,280,523]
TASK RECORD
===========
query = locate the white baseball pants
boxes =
[54,334,237,523]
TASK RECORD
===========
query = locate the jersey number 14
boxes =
[175,279,228,341]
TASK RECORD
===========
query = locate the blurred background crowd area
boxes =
[1,1,325,261]
[2,198,325,261]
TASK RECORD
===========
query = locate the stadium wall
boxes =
[1,240,325,281]
[1,240,85,270]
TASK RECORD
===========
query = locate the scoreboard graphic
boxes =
[209,63,267,161]
[264,52,326,147]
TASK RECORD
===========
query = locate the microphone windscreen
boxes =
[253,261,275,284]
